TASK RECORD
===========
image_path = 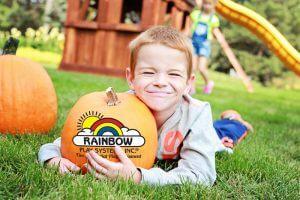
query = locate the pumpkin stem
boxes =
[2,37,19,55]
[106,87,120,106]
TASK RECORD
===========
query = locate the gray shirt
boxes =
[38,94,223,186]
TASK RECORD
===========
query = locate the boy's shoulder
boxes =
[181,95,217,140]
[182,94,211,113]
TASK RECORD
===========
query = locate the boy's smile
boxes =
[126,44,194,123]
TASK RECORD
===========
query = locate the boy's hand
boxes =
[85,146,141,183]
[47,157,80,174]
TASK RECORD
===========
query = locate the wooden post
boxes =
[79,0,91,20]
[106,0,123,24]
[141,0,155,27]
[158,1,168,24]
[66,0,80,23]
[98,0,108,23]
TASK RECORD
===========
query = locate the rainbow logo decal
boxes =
[90,118,124,136]
[73,111,145,147]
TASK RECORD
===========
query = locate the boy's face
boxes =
[126,44,194,113]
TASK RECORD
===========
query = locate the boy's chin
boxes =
[136,94,179,113]
[146,102,175,113]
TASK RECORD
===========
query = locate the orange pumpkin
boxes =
[61,88,158,170]
[0,55,57,134]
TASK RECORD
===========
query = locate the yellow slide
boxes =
[215,0,300,76]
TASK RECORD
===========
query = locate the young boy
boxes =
[187,0,220,94]
[38,26,252,186]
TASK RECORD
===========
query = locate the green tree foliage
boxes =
[0,0,66,32]
[0,0,44,33]
[44,0,66,28]
[212,0,300,85]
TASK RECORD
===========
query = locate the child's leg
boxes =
[198,56,209,84]
[213,119,247,148]
[198,56,214,94]
[214,109,254,149]
[220,110,253,132]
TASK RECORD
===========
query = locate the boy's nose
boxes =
[153,73,168,87]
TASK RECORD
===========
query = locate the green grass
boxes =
[0,67,299,199]
[16,47,62,69]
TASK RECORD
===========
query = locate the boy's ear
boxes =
[126,67,134,90]
[185,73,195,94]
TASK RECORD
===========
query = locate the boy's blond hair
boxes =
[129,26,193,78]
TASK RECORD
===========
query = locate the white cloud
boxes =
[121,127,140,136]
[77,128,93,135]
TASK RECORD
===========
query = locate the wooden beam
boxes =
[79,0,91,20]
[98,0,108,23]
[64,21,146,32]
[66,0,80,23]
[158,1,168,24]
[106,0,123,24]
[61,28,77,64]
[141,0,155,26]
[165,0,192,11]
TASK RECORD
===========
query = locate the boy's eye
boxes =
[169,73,181,77]
[142,71,154,75]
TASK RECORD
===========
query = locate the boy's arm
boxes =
[38,137,62,165]
[138,104,217,186]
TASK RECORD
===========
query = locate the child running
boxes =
[187,0,220,94]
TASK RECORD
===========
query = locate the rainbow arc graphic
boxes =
[90,118,124,136]
[73,112,145,147]
[78,112,124,136]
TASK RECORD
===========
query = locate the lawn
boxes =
[16,47,62,69]
[0,66,299,199]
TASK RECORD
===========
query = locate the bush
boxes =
[0,0,44,33]
[0,26,64,53]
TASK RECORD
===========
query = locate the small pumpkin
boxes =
[0,50,57,134]
[61,87,157,170]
